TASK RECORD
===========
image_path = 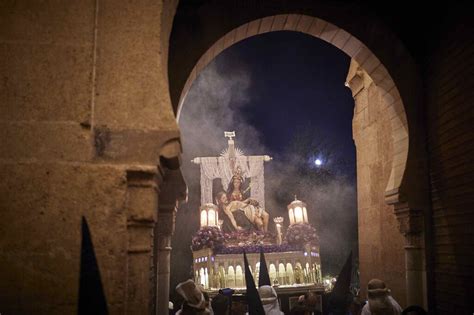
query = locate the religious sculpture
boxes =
[224,167,269,232]
[216,190,269,232]
[294,265,303,284]
[226,167,249,202]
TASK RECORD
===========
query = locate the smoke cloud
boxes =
[171,50,357,294]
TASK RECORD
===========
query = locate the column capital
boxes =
[345,60,365,97]
[394,202,424,248]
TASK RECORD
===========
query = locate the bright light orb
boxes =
[314,159,322,166]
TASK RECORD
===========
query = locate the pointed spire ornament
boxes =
[258,247,271,287]
[243,251,265,315]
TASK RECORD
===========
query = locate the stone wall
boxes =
[425,12,474,314]
[0,1,180,314]
[349,61,407,307]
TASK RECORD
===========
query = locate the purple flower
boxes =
[191,226,224,251]
[285,223,318,245]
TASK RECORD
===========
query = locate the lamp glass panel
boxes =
[200,210,207,227]
[208,209,216,226]
[289,208,294,224]
[294,206,303,223]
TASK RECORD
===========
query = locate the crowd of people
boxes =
[170,277,428,315]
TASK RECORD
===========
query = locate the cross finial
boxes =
[294,195,298,201]
[224,131,235,140]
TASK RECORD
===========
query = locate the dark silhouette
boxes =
[402,305,428,315]
[243,251,265,315]
[327,251,353,315]
[258,247,271,287]
[78,217,108,315]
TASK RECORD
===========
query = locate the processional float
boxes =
[190,131,323,304]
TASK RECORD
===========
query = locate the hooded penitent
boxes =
[78,217,108,315]
[367,279,402,315]
[258,285,284,315]
[175,279,210,315]
[243,251,265,315]
[328,251,353,315]
[258,247,271,287]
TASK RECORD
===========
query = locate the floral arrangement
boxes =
[191,226,224,251]
[285,223,318,245]
[223,230,267,244]
[214,243,302,254]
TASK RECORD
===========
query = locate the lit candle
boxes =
[273,217,284,245]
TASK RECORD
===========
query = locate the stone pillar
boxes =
[155,147,186,315]
[347,60,407,305]
[125,168,159,314]
[393,202,427,308]
[156,210,176,315]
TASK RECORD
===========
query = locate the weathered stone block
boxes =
[0,122,93,161]
[0,162,129,312]
[0,43,93,122]
[94,1,176,131]
[0,0,95,44]
[93,126,179,164]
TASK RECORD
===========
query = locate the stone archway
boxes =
[177,14,408,199]
[170,13,428,312]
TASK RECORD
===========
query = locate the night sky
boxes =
[171,31,358,295]
[230,32,354,162]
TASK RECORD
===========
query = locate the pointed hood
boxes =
[258,247,271,287]
[243,251,265,315]
[332,251,352,296]
[78,217,109,314]
[328,251,353,314]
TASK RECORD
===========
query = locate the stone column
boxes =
[155,150,186,315]
[125,168,159,314]
[156,210,176,315]
[393,202,427,308]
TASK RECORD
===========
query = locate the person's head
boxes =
[218,288,235,297]
[216,191,228,206]
[366,279,393,315]
[258,285,278,305]
[367,279,389,299]
[227,175,243,195]
[211,293,230,315]
[175,280,209,314]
